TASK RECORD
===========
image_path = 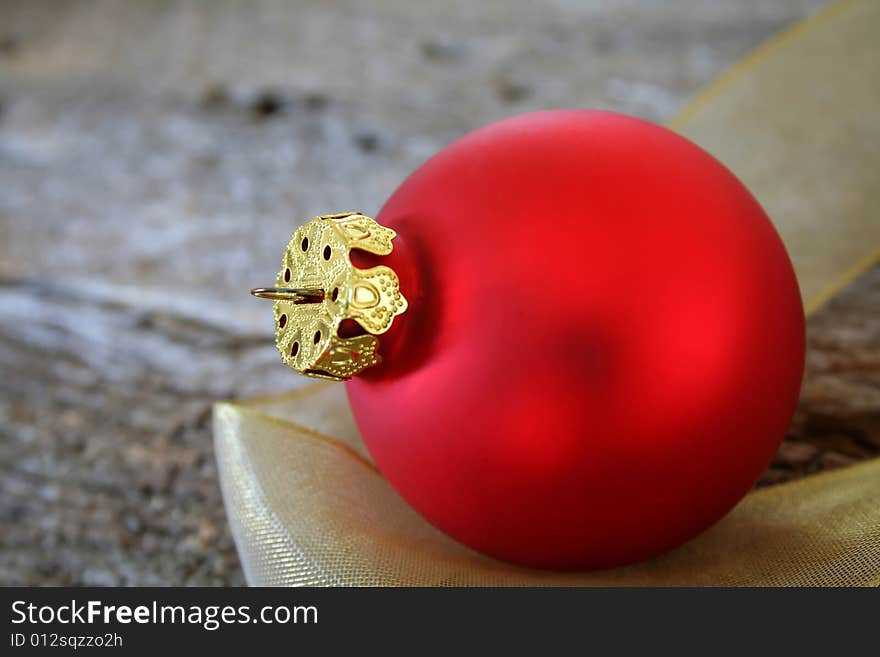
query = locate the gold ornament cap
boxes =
[251,212,407,381]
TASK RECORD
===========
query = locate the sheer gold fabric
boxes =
[215,386,880,586]
[214,0,880,586]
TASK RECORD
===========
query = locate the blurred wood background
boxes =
[1,0,877,585]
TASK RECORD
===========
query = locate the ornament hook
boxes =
[250,287,324,303]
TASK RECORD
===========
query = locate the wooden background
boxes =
[1,0,877,585]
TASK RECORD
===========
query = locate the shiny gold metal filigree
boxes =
[251,212,407,381]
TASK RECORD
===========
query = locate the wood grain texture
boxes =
[2,0,874,586]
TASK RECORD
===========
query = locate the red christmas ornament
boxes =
[344,110,805,570]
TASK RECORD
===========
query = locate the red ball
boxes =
[346,110,804,570]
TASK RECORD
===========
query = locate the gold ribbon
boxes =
[214,0,880,586]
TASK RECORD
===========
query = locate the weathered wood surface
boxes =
[2,0,875,586]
